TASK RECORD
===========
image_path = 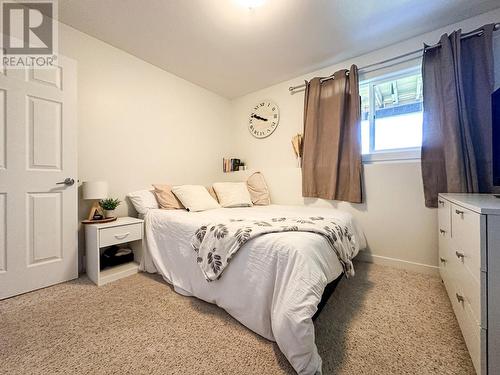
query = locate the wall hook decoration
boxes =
[291,133,303,168]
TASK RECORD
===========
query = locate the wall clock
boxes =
[248,100,280,138]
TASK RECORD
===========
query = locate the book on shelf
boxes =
[223,157,242,172]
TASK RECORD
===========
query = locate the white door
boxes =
[0,56,77,299]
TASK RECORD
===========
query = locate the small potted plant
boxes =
[99,198,121,218]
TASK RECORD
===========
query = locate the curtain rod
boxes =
[288,22,499,94]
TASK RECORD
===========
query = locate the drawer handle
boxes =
[456,293,464,303]
[439,229,447,235]
[114,232,130,240]
[439,257,447,263]
[438,200,445,206]
[455,209,464,216]
[455,251,465,259]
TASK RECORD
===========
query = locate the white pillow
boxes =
[127,189,159,214]
[212,182,253,208]
[171,185,220,212]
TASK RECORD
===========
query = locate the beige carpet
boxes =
[0,261,475,375]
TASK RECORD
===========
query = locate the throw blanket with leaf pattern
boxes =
[191,216,357,282]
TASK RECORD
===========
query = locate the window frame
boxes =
[360,66,423,163]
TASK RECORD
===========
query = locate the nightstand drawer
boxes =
[99,223,142,247]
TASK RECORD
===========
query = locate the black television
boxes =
[494,88,500,187]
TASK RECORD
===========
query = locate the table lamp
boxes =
[82,181,108,221]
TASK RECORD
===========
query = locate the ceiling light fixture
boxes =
[238,0,266,9]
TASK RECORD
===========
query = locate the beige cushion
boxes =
[212,182,253,208]
[171,185,220,212]
[152,184,184,210]
[247,172,271,205]
[207,186,219,202]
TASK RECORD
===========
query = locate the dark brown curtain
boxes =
[421,24,495,208]
[302,65,362,203]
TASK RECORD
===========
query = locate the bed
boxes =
[140,204,366,375]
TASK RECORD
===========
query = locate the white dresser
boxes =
[438,194,500,375]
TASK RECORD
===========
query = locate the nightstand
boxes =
[85,217,144,286]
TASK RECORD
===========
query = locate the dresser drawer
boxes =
[451,204,484,281]
[438,197,451,235]
[449,279,483,374]
[99,223,142,247]
[449,249,485,327]
[438,197,452,282]
[438,229,451,281]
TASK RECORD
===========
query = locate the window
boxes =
[360,68,423,161]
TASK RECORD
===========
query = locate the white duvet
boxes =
[141,205,366,375]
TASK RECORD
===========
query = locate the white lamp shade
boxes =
[82,181,108,200]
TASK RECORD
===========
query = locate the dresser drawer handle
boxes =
[438,200,445,206]
[455,251,465,259]
[456,293,464,303]
[439,257,447,263]
[114,232,130,240]
[439,229,447,234]
[455,209,464,216]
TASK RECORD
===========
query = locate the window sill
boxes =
[362,148,421,163]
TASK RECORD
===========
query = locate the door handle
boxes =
[455,251,465,260]
[56,178,75,186]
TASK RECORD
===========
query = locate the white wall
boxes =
[59,8,500,274]
[229,9,500,274]
[58,24,232,268]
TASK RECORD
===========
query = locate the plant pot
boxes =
[104,209,115,218]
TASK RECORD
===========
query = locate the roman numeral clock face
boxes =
[248,100,280,139]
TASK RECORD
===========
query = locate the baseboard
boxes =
[356,252,439,276]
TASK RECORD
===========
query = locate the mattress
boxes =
[141,204,366,374]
